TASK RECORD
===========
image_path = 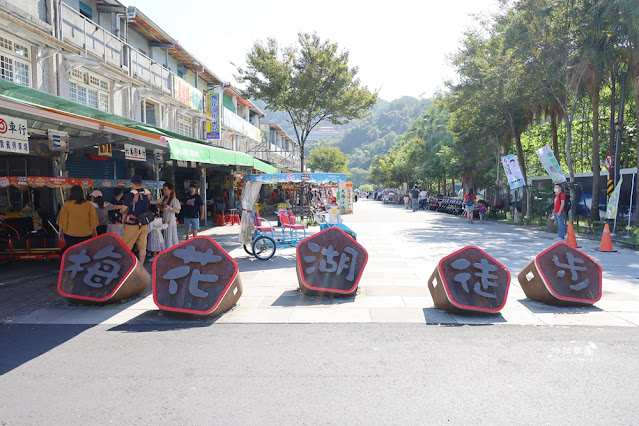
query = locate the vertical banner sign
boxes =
[98,143,112,157]
[124,143,146,162]
[501,154,526,189]
[206,93,221,141]
[535,145,566,184]
[0,115,29,154]
[605,175,623,220]
[48,129,69,152]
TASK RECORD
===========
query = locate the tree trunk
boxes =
[564,115,576,222]
[514,131,530,222]
[634,70,639,225]
[551,112,560,163]
[609,67,616,185]
[591,81,601,221]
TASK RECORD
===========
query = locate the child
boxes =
[478,203,487,222]
[404,193,410,209]
[147,211,168,262]
[106,208,124,238]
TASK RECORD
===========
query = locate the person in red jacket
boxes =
[463,188,477,223]
[553,184,566,240]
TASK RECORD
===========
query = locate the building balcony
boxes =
[61,3,171,95]
[223,107,261,143]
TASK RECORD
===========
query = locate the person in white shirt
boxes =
[418,189,428,210]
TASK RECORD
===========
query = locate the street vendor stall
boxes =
[0,176,164,260]
[239,173,355,259]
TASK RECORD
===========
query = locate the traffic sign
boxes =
[604,153,613,170]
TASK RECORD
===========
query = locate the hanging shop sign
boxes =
[205,93,221,141]
[124,143,146,162]
[48,129,69,152]
[0,114,29,154]
[172,75,203,112]
[98,143,113,157]
[177,160,188,167]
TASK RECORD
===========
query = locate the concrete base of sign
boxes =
[518,260,594,306]
[296,263,359,297]
[427,268,499,315]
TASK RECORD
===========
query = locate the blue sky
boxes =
[125,0,500,101]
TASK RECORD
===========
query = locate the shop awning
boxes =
[0,79,278,173]
[0,79,166,147]
[246,172,346,184]
[166,138,278,174]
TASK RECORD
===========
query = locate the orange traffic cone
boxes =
[566,222,580,248]
[597,223,616,252]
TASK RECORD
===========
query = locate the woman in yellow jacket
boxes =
[57,185,99,248]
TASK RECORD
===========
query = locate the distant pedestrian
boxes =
[183,183,204,240]
[463,188,477,223]
[419,188,428,210]
[153,183,180,248]
[120,175,151,264]
[553,184,566,241]
[57,185,98,248]
[410,185,419,212]
[90,190,113,235]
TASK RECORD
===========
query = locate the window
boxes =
[69,69,110,112]
[0,35,30,87]
[79,1,93,19]
[141,101,158,126]
[177,114,193,138]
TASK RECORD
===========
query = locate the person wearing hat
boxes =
[182,183,204,240]
[119,175,151,264]
[90,190,113,235]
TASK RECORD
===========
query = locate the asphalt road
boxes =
[1,323,638,424]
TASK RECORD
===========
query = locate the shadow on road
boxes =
[0,324,93,375]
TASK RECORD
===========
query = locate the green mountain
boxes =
[255,97,432,171]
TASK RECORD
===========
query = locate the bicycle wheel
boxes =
[243,244,254,256]
[252,235,276,260]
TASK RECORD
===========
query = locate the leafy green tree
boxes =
[307,146,349,173]
[236,32,377,171]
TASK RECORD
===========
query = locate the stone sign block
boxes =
[153,236,242,316]
[57,233,149,303]
[296,227,368,297]
[428,246,511,314]
[518,242,602,306]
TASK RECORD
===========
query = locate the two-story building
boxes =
[0,0,293,223]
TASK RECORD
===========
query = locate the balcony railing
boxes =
[61,3,170,94]
[222,107,261,142]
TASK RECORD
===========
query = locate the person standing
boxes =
[110,187,125,206]
[410,185,419,212]
[90,190,112,235]
[463,188,477,223]
[419,188,428,210]
[183,183,204,240]
[57,185,99,248]
[154,183,181,248]
[553,184,566,241]
[120,175,151,264]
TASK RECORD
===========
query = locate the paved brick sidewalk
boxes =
[6,199,639,327]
